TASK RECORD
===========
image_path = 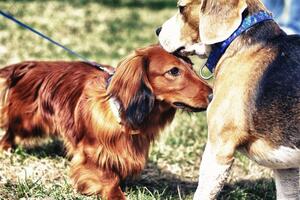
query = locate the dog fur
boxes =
[0,45,212,199]
[158,0,300,199]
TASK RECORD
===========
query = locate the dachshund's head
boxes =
[107,45,212,128]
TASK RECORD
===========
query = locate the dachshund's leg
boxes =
[70,157,125,200]
[106,184,126,200]
[193,141,234,200]
[274,168,300,200]
[0,130,14,151]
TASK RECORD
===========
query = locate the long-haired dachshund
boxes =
[0,45,212,199]
[158,0,300,199]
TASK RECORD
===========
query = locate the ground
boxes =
[0,1,275,199]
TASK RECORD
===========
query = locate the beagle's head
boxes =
[157,0,262,57]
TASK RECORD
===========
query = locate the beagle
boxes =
[157,0,300,199]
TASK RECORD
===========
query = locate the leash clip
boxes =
[200,64,214,80]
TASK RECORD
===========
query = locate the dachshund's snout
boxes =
[156,27,162,36]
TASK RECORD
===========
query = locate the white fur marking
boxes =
[184,43,210,58]
[245,145,300,169]
[109,97,121,124]
[194,142,233,200]
[159,14,186,53]
[265,146,300,169]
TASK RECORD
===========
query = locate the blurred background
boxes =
[0,0,177,66]
[0,1,275,199]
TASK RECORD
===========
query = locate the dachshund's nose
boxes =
[208,94,213,103]
[156,27,162,36]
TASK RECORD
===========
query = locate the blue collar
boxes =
[205,11,273,73]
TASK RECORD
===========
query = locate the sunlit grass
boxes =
[0,1,275,199]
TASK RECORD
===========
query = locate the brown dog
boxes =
[158,0,300,199]
[0,45,212,199]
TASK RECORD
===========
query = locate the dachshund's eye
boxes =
[178,6,185,14]
[168,67,181,76]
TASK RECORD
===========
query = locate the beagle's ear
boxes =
[107,52,155,128]
[200,0,247,44]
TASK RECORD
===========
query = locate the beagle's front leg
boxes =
[193,140,235,200]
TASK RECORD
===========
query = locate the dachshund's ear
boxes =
[199,0,247,44]
[107,52,155,128]
[125,81,155,127]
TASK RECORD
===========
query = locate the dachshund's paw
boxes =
[106,186,126,200]
[0,139,13,151]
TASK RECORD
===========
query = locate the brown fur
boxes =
[160,0,288,166]
[0,45,212,199]
[160,0,300,199]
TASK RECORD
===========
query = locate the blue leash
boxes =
[0,10,114,75]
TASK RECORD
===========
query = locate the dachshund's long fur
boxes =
[0,45,211,199]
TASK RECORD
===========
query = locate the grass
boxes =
[0,1,275,199]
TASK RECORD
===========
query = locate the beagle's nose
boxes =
[156,27,162,36]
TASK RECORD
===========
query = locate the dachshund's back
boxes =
[0,61,111,149]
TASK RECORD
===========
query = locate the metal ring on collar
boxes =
[200,64,214,80]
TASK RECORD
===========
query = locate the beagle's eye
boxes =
[178,6,185,14]
[168,67,181,76]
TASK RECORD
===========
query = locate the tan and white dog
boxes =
[157,0,300,199]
